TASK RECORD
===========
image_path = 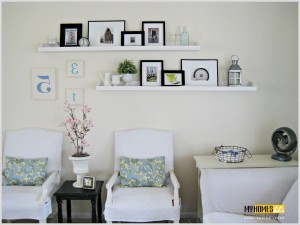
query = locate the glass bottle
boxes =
[180,26,189,46]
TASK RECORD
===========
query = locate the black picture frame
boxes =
[142,21,165,46]
[83,176,95,190]
[162,70,185,86]
[60,24,82,47]
[121,31,145,46]
[140,60,164,86]
[88,20,125,46]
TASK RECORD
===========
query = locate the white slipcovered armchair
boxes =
[2,128,63,223]
[104,128,181,223]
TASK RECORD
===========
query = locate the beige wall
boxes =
[2,2,298,217]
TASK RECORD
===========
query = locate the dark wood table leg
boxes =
[57,198,63,223]
[67,199,72,223]
[97,193,102,222]
[91,198,97,223]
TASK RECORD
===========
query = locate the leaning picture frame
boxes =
[121,31,144,46]
[142,21,165,46]
[162,70,185,86]
[140,60,164,86]
[181,59,219,86]
[83,176,95,190]
[60,24,82,47]
[88,20,125,46]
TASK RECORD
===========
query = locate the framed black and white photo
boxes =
[88,20,125,46]
[83,176,95,190]
[181,59,218,86]
[60,24,82,47]
[142,21,165,46]
[140,60,163,86]
[121,31,144,46]
[162,70,185,86]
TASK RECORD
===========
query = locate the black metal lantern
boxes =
[228,55,242,86]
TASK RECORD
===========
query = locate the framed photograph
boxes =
[121,31,144,46]
[162,70,185,86]
[65,88,84,105]
[83,176,95,190]
[88,20,125,46]
[60,24,82,47]
[142,21,165,46]
[181,59,218,86]
[32,68,56,100]
[140,60,164,86]
[66,60,84,77]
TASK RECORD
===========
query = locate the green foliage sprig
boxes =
[117,59,138,74]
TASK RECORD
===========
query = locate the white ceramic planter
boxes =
[69,156,91,188]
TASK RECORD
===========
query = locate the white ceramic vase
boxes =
[69,156,91,188]
[122,73,135,86]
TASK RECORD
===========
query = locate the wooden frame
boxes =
[121,31,144,46]
[140,60,164,86]
[60,24,82,47]
[65,88,84,105]
[66,60,84,77]
[142,21,165,46]
[162,70,185,86]
[31,68,56,100]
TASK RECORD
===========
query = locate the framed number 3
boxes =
[66,60,84,77]
[32,68,56,100]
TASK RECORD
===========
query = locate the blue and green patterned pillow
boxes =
[3,156,48,186]
[120,156,166,187]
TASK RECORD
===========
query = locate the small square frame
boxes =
[121,31,144,46]
[66,60,84,77]
[88,20,125,46]
[142,21,165,46]
[65,88,84,105]
[60,24,82,47]
[140,60,164,86]
[162,70,185,86]
[32,68,56,100]
[83,176,95,190]
[181,59,219,86]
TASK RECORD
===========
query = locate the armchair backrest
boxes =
[3,128,63,175]
[114,128,174,172]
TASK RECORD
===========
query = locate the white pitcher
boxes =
[100,72,112,86]
[111,74,122,86]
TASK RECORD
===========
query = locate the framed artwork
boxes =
[162,70,185,86]
[65,88,84,105]
[66,60,84,77]
[121,31,144,46]
[32,68,56,100]
[142,21,165,46]
[140,60,164,86]
[181,59,218,86]
[60,24,82,47]
[88,20,125,46]
[83,176,95,190]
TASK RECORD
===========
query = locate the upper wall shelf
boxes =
[95,86,257,91]
[37,45,201,52]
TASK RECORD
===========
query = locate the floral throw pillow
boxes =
[120,156,166,187]
[3,156,48,186]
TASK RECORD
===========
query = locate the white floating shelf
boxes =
[37,45,201,52]
[95,85,257,91]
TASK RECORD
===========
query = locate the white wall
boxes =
[3,2,298,217]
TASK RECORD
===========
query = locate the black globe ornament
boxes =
[271,127,297,161]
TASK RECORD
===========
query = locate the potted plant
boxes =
[117,59,138,85]
[60,101,94,188]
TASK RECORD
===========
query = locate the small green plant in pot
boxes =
[117,59,138,86]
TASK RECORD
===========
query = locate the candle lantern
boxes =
[228,55,242,86]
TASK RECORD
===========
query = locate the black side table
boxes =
[54,180,104,223]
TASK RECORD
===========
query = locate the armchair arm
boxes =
[106,170,119,204]
[37,170,60,205]
[170,170,180,206]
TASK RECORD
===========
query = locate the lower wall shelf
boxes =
[95,86,257,91]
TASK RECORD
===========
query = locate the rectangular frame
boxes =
[140,60,164,86]
[60,24,82,47]
[66,60,84,77]
[32,68,56,100]
[83,176,95,190]
[162,70,185,86]
[181,59,218,86]
[142,21,165,46]
[65,88,84,105]
[121,31,144,46]
[88,20,125,46]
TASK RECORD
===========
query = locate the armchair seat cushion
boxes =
[204,212,279,223]
[2,185,51,220]
[104,184,180,222]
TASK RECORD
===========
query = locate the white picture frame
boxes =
[32,68,56,100]
[181,59,219,86]
[65,88,84,105]
[66,60,84,77]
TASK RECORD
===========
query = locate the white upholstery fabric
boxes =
[2,128,63,221]
[278,179,298,223]
[204,212,279,223]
